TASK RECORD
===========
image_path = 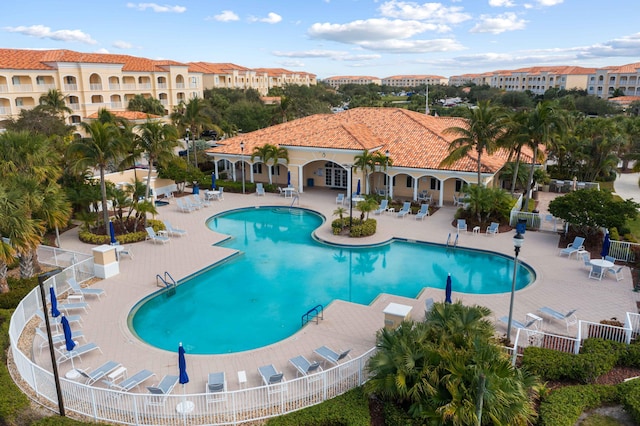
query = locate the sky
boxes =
[2,0,640,80]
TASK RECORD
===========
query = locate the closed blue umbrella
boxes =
[49,286,60,318]
[287,171,291,187]
[211,172,216,190]
[356,179,361,195]
[109,221,117,245]
[178,343,189,385]
[601,232,611,259]
[445,273,452,304]
[61,315,77,371]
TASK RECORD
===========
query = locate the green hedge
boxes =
[538,384,619,426]
[350,218,376,237]
[619,379,640,424]
[78,219,164,245]
[265,387,370,426]
[0,277,38,309]
[0,310,30,423]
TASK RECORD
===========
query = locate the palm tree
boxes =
[353,150,377,194]
[170,97,211,166]
[134,120,179,201]
[38,88,72,117]
[68,120,125,232]
[441,101,509,186]
[372,151,393,195]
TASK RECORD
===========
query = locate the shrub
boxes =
[0,310,30,422]
[350,218,376,237]
[78,219,163,244]
[538,385,619,426]
[619,379,640,423]
[0,277,38,309]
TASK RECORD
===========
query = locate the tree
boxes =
[127,94,166,116]
[548,188,639,235]
[353,150,377,194]
[250,144,289,185]
[68,120,125,232]
[460,185,513,225]
[441,101,509,186]
[133,120,179,200]
[38,88,73,117]
[5,107,74,137]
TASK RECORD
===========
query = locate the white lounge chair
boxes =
[486,222,499,235]
[289,355,322,378]
[559,236,585,258]
[56,342,102,363]
[415,204,429,220]
[336,193,345,205]
[256,183,265,196]
[457,219,467,233]
[67,277,105,299]
[538,307,578,331]
[608,265,624,281]
[258,364,285,386]
[77,361,121,385]
[373,199,388,215]
[193,194,210,207]
[397,202,411,218]
[36,310,82,329]
[145,227,170,244]
[314,346,351,365]
[103,369,155,392]
[163,221,187,237]
[498,316,539,331]
[146,374,179,406]
[206,372,227,403]
[58,301,89,314]
[175,198,194,213]
[35,327,85,355]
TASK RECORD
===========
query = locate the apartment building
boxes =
[587,62,640,98]
[188,62,316,96]
[381,74,448,87]
[322,75,382,89]
[0,48,203,125]
[447,72,493,87]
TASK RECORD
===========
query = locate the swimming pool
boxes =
[130,207,534,354]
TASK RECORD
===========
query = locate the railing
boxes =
[608,240,639,263]
[301,304,324,327]
[156,272,176,288]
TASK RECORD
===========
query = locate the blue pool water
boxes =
[130,207,534,354]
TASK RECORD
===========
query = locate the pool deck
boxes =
[39,187,640,392]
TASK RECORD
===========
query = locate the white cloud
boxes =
[126,3,186,13]
[95,48,110,54]
[536,0,563,5]
[272,49,382,62]
[309,18,448,44]
[212,10,239,22]
[357,38,464,53]
[378,0,471,24]
[470,13,527,34]
[249,12,282,24]
[4,25,97,44]
[489,0,515,6]
[113,40,133,49]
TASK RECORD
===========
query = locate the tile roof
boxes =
[0,48,187,72]
[86,111,162,120]
[383,74,447,80]
[208,107,531,174]
[187,62,251,74]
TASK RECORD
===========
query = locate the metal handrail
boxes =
[302,304,324,327]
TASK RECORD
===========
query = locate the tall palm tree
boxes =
[519,101,564,211]
[170,97,211,166]
[134,120,179,200]
[38,88,72,117]
[372,150,393,194]
[250,144,288,185]
[68,120,125,232]
[441,101,509,186]
[353,150,377,194]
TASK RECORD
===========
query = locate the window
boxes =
[405,176,414,188]
[272,165,281,176]
[36,76,45,85]
[455,179,464,192]
[431,178,441,190]
[70,115,81,124]
[252,164,262,174]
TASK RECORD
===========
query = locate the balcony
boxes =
[0,106,10,115]
[64,84,78,91]
[89,84,103,91]
[13,84,34,92]
[110,102,123,109]
[36,83,57,90]
[68,103,81,110]
[176,83,185,89]
[123,84,136,90]
[0,85,7,93]
[157,83,167,89]
[139,83,151,90]
[109,84,121,90]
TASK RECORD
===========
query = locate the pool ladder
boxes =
[445,233,458,248]
[301,304,324,327]
[156,271,177,289]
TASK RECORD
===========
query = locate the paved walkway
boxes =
[36,187,640,393]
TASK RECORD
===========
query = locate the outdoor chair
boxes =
[538,307,578,331]
[373,199,388,215]
[206,372,227,402]
[145,227,170,244]
[415,204,429,220]
[314,346,351,366]
[486,222,499,235]
[397,202,411,218]
[146,375,179,406]
[77,361,121,385]
[559,236,585,258]
[589,264,604,280]
[258,364,285,386]
[289,355,322,378]
[163,221,187,237]
[56,342,102,364]
[457,219,467,233]
[67,277,105,299]
[103,369,155,392]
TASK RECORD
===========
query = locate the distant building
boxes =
[322,76,382,89]
[381,75,448,87]
[587,62,640,98]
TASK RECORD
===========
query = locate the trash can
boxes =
[307,178,314,187]
[516,218,527,234]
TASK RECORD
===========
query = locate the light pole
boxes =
[348,165,353,229]
[385,149,390,199]
[506,232,525,344]
[240,141,245,194]
[193,130,198,169]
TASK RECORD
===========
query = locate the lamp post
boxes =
[185,128,190,166]
[37,269,65,416]
[506,232,525,344]
[348,165,353,229]
[385,149,390,199]
[240,141,245,194]
[193,130,198,169]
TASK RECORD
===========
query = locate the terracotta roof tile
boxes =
[207,108,530,174]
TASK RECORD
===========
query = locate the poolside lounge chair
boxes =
[486,222,499,235]
[582,252,592,269]
[67,277,105,299]
[193,193,210,207]
[163,221,187,237]
[397,202,411,218]
[336,193,345,205]
[58,301,89,314]
[35,327,85,355]
[77,361,121,385]
[314,346,351,366]
[145,227,170,244]
[206,372,227,402]
[289,355,322,378]
[175,198,194,213]
[373,199,388,215]
[498,316,539,331]
[216,187,224,200]
[457,219,467,233]
[36,310,81,331]
[146,374,179,406]
[258,364,285,386]
[56,342,102,364]
[559,236,585,258]
[188,195,204,209]
[538,307,578,331]
[415,204,429,220]
[425,297,434,315]
[103,369,155,392]
[256,183,265,196]
[589,264,604,280]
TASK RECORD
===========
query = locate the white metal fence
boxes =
[9,249,376,425]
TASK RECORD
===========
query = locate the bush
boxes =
[78,219,163,244]
[0,277,38,309]
[538,385,619,426]
[350,218,376,237]
[0,310,30,423]
[619,379,640,424]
